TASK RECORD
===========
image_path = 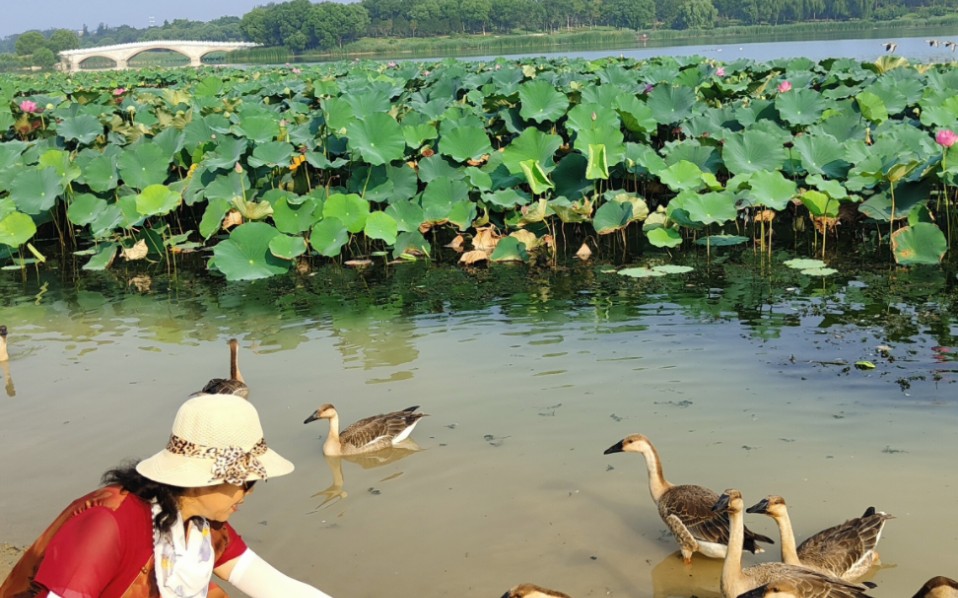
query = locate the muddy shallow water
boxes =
[1,260,956,597]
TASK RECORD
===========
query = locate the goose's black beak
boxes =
[603,439,625,455]
[712,493,731,513]
[303,412,319,424]
[746,498,770,514]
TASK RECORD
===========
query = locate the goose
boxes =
[928,39,941,47]
[501,583,572,598]
[747,496,893,581]
[603,434,774,564]
[883,42,897,53]
[912,577,958,598]
[196,338,248,398]
[945,41,958,52]
[713,489,875,598]
[304,403,426,456]
[0,325,8,362]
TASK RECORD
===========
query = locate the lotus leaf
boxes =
[646,227,683,248]
[232,112,280,144]
[210,222,289,280]
[310,217,349,257]
[792,132,849,178]
[345,87,394,120]
[518,79,569,123]
[385,200,425,232]
[57,114,103,146]
[403,123,438,149]
[10,168,63,215]
[856,91,888,125]
[501,127,562,175]
[593,201,633,235]
[694,234,748,247]
[518,159,555,195]
[271,193,322,235]
[75,151,119,193]
[67,193,108,227]
[204,171,250,203]
[549,197,592,224]
[0,211,36,247]
[615,95,657,137]
[785,258,828,270]
[392,230,431,260]
[566,104,625,163]
[194,76,224,97]
[199,198,231,239]
[151,128,186,162]
[806,174,848,200]
[586,144,609,180]
[421,178,470,224]
[247,141,294,169]
[800,189,839,218]
[418,155,465,183]
[136,184,181,218]
[657,160,708,193]
[490,237,529,262]
[438,117,492,163]
[118,143,170,190]
[38,150,81,186]
[800,266,838,276]
[323,193,369,233]
[82,243,117,271]
[918,94,958,129]
[464,167,493,192]
[647,85,696,125]
[364,211,399,245]
[347,113,405,166]
[722,129,787,176]
[775,88,826,127]
[891,223,948,265]
[682,191,737,226]
[203,135,247,171]
[483,189,532,210]
[663,140,721,173]
[617,267,665,278]
[742,170,797,210]
[516,198,549,227]
[268,233,307,260]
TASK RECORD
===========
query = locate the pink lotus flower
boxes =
[291,67,302,74]
[936,129,958,148]
[716,67,725,77]
[644,83,655,94]
[387,61,397,68]
[777,81,792,93]
[19,100,38,113]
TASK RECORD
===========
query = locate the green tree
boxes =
[15,31,46,56]
[675,0,718,28]
[33,47,57,69]
[602,0,655,29]
[46,29,80,53]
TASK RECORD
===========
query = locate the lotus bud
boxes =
[45,103,55,111]
[234,163,244,174]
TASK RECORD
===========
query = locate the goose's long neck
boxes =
[722,504,746,598]
[0,335,8,362]
[229,340,244,383]
[323,412,342,455]
[772,508,801,566]
[641,444,672,502]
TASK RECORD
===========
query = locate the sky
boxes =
[1,0,271,38]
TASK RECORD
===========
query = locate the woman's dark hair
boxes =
[102,460,187,533]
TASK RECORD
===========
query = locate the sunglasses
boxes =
[241,480,257,492]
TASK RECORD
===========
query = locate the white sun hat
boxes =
[137,393,294,487]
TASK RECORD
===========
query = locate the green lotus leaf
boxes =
[10,168,63,215]
[784,258,827,270]
[806,174,848,200]
[448,200,477,231]
[549,197,592,224]
[322,97,355,133]
[58,113,102,146]
[693,234,749,247]
[566,104,625,163]
[271,194,322,235]
[586,144,609,180]
[75,151,119,193]
[385,200,425,233]
[647,85,696,124]
[364,211,399,245]
[801,189,840,218]
[204,135,247,171]
[268,233,307,260]
[593,201,633,235]
[663,140,721,173]
[38,150,81,186]
[421,178,470,224]
[502,127,562,175]
[136,184,181,218]
[205,171,250,203]
[199,198,231,240]
[118,143,170,190]
[194,76,224,97]
[324,193,369,234]
[418,155,464,183]
[856,91,888,125]
[722,129,787,176]
[800,266,838,276]
[464,166,492,192]
[891,223,947,265]
[792,133,849,178]
[625,143,667,176]
[653,265,693,274]
[518,159,555,195]
[403,123,438,149]
[345,87,394,120]
[438,116,493,164]
[310,217,349,257]
[247,141,294,169]
[347,113,405,166]
[82,242,117,271]
[615,95,657,136]
[775,88,826,127]
[67,193,109,227]
[646,227,683,248]
[210,222,289,280]
[657,160,708,193]
[231,196,274,221]
[617,267,665,278]
[232,113,280,144]
[743,170,797,210]
[0,211,36,247]
[483,189,532,210]
[393,230,431,260]
[518,79,569,123]
[151,128,185,162]
[683,191,737,225]
[489,236,529,262]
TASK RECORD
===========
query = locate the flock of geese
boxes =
[882,40,958,53]
[3,331,955,597]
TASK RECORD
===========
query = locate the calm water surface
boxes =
[0,258,956,597]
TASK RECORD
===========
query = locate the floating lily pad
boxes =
[784,258,827,270]
[0,211,36,247]
[617,267,666,278]
[891,223,947,265]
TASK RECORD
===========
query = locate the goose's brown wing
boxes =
[198,378,249,398]
[661,485,773,552]
[340,407,423,450]
[798,511,891,577]
[744,563,875,598]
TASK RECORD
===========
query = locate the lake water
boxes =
[1,255,956,597]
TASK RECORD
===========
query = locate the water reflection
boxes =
[311,444,423,510]
[650,552,722,598]
[1,361,14,397]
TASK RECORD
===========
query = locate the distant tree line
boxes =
[1,0,956,68]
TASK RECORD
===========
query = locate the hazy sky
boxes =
[1,0,271,38]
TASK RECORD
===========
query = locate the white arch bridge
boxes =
[58,40,260,72]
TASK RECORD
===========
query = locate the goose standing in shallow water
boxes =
[912,576,958,598]
[603,434,774,564]
[747,496,893,581]
[501,583,572,598]
[714,489,875,598]
[304,403,426,456]
[196,338,248,398]
[0,325,9,362]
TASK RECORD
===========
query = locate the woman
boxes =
[1,393,333,598]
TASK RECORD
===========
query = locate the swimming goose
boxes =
[912,577,958,598]
[928,39,941,47]
[883,42,898,53]
[747,496,893,581]
[304,403,426,456]
[0,325,8,362]
[196,338,248,398]
[500,583,572,598]
[946,41,958,52]
[714,489,875,598]
[603,434,774,564]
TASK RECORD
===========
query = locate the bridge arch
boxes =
[59,41,259,72]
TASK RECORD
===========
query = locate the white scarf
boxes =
[151,502,215,598]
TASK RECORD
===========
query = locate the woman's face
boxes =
[181,481,254,522]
